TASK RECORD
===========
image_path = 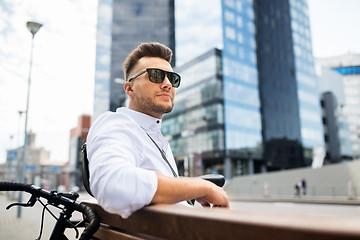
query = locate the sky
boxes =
[0,0,98,163]
[0,0,359,164]
[308,0,360,58]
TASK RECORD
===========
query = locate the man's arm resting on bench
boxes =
[151,172,229,208]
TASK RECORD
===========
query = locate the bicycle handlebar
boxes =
[0,182,99,240]
[197,174,226,187]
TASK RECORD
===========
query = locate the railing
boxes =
[84,202,360,240]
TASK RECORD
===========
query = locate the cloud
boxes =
[175,0,223,66]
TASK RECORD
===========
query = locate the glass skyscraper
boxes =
[167,0,263,178]
[93,0,175,120]
[163,49,226,176]
[255,0,324,169]
[288,0,324,162]
[221,0,263,175]
[165,0,323,177]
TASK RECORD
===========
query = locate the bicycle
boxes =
[0,182,99,240]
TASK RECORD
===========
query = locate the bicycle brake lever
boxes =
[6,195,37,210]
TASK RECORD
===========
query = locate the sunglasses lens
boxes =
[147,68,181,88]
[168,73,181,88]
[148,69,165,83]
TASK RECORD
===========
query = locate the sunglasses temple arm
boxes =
[128,69,147,82]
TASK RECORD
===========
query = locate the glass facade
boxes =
[162,49,225,175]
[93,0,175,119]
[171,0,325,175]
[170,0,263,177]
[93,0,113,120]
[289,0,324,161]
[337,114,354,159]
[334,66,360,75]
[342,73,360,158]
[254,0,304,169]
[221,0,263,162]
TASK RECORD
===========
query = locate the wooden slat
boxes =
[93,223,165,240]
[85,202,360,240]
[94,225,142,240]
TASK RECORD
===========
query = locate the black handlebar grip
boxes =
[77,204,100,240]
[0,182,34,193]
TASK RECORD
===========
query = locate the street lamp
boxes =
[17,21,43,218]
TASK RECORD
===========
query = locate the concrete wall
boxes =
[225,160,360,198]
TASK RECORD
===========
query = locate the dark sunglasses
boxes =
[128,68,181,88]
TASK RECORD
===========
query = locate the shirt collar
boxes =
[117,107,162,132]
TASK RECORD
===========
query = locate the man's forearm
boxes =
[151,173,229,208]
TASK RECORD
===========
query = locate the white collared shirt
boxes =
[86,107,184,218]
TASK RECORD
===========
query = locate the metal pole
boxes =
[17,21,42,218]
[17,34,35,218]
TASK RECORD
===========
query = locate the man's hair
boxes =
[123,42,173,81]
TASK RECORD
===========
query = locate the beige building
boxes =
[5,132,50,185]
[316,53,360,160]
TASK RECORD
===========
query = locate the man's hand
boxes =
[195,180,229,208]
[152,173,229,208]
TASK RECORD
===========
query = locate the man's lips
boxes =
[156,93,172,100]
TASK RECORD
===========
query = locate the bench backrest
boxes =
[81,143,93,197]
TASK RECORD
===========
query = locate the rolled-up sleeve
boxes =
[86,113,158,218]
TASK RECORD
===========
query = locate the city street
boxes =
[1,191,360,239]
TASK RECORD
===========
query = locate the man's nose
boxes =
[161,74,172,89]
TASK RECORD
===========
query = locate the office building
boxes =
[67,114,91,191]
[316,53,360,160]
[320,92,352,163]
[317,65,353,163]
[255,0,324,169]
[93,0,175,120]
[5,132,50,185]
[165,0,323,177]
[170,0,263,178]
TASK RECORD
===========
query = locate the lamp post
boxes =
[17,21,42,218]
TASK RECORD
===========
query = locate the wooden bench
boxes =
[84,202,360,240]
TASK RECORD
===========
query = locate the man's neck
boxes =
[127,105,163,119]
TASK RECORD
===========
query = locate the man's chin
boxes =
[162,106,173,114]
[155,104,173,114]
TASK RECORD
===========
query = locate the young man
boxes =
[86,42,229,218]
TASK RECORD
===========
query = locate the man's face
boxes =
[124,57,176,119]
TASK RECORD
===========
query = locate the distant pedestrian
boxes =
[301,178,307,196]
[294,179,301,197]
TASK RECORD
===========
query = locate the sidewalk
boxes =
[0,192,92,240]
[229,194,360,205]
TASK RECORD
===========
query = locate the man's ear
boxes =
[124,82,134,96]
